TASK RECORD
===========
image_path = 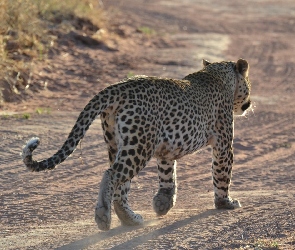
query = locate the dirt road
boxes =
[1,0,294,249]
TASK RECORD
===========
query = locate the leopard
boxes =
[22,58,252,231]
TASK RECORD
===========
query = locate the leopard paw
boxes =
[215,197,241,209]
[114,201,143,226]
[95,205,111,231]
[153,188,176,216]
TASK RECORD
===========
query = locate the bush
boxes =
[0,0,104,103]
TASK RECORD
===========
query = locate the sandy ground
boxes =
[1,0,295,249]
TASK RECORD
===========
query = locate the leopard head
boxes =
[233,59,251,116]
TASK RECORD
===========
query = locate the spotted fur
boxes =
[22,59,252,231]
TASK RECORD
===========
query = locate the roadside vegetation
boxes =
[1,106,52,119]
[0,0,105,104]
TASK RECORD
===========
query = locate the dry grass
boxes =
[0,0,105,103]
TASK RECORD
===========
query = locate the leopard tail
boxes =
[21,91,111,172]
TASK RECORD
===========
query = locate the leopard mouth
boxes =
[241,100,251,111]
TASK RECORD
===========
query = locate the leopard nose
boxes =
[241,100,251,111]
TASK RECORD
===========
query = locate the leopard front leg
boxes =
[113,181,143,226]
[211,136,241,209]
[153,159,177,216]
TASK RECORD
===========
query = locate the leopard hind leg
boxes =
[95,150,148,230]
[113,181,143,226]
[95,112,145,230]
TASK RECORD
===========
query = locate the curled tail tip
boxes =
[21,137,40,160]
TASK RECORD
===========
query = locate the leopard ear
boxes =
[202,59,211,67]
[236,58,249,77]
